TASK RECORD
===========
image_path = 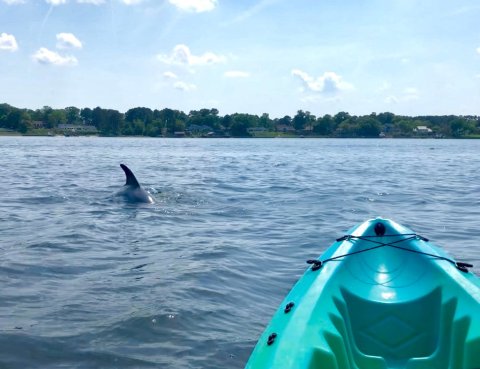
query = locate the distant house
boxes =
[300,125,314,135]
[247,127,268,134]
[188,124,212,134]
[174,131,186,137]
[32,121,44,129]
[58,124,98,134]
[275,124,295,133]
[414,126,433,135]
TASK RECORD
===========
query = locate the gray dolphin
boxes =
[118,164,155,204]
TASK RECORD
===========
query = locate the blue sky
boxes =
[1,0,479,118]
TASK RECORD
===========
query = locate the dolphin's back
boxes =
[118,164,154,204]
[120,164,140,188]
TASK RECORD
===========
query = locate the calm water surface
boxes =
[0,137,479,368]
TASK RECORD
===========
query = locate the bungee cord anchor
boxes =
[307,223,473,273]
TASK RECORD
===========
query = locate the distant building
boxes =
[300,126,313,135]
[188,124,212,134]
[32,121,44,129]
[414,125,433,135]
[247,127,268,134]
[58,124,98,134]
[275,124,295,133]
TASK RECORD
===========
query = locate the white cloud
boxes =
[477,47,480,55]
[56,33,83,49]
[291,69,353,94]
[121,0,143,4]
[46,0,67,5]
[377,81,391,93]
[32,47,78,66]
[44,0,109,4]
[384,87,419,104]
[173,81,196,91]
[77,0,105,4]
[2,0,26,4]
[157,44,226,67]
[163,71,178,79]
[384,96,399,104]
[229,0,279,24]
[224,70,250,78]
[168,0,217,13]
[300,94,340,104]
[0,33,18,52]
[48,0,138,4]
[403,87,419,101]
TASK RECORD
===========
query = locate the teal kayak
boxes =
[245,218,480,369]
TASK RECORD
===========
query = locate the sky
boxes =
[1,0,480,118]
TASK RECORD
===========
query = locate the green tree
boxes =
[0,103,12,118]
[259,113,273,130]
[5,109,22,130]
[155,108,187,135]
[47,109,67,128]
[144,119,163,137]
[274,115,293,133]
[80,108,93,125]
[314,114,334,136]
[0,103,12,128]
[107,110,124,135]
[335,118,358,137]
[450,118,475,137]
[129,119,145,135]
[357,116,381,137]
[187,109,220,130]
[293,110,315,131]
[92,107,124,135]
[222,114,233,131]
[396,119,416,136]
[229,113,257,136]
[65,106,80,124]
[377,112,394,126]
[333,112,351,128]
[174,119,186,132]
[41,106,54,128]
[92,107,106,130]
[31,108,44,122]
[125,107,153,125]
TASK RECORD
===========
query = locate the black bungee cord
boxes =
[307,228,473,273]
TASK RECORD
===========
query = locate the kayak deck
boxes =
[245,218,480,369]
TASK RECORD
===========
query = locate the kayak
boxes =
[245,218,480,369]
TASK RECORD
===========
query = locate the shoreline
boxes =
[2,132,480,139]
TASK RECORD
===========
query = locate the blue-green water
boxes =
[0,137,479,368]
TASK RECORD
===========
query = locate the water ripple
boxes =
[0,137,479,368]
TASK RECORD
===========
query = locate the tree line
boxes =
[0,103,479,138]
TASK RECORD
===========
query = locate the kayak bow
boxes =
[245,218,480,369]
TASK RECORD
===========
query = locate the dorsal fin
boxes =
[120,164,140,188]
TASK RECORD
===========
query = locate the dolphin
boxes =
[118,164,155,204]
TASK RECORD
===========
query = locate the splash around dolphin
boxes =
[118,164,155,204]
